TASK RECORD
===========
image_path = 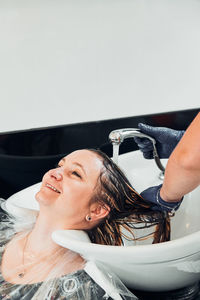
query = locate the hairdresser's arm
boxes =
[160,112,200,202]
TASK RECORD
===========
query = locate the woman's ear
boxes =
[90,203,110,221]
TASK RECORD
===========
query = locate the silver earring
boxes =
[86,215,92,221]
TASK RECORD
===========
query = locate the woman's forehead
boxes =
[61,150,103,173]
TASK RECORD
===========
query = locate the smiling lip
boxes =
[45,183,61,194]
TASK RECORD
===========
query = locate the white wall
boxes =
[0,0,199,133]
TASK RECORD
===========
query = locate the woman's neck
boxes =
[24,211,66,255]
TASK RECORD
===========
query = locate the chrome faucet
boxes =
[109,128,165,176]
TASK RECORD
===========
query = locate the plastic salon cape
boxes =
[0,206,137,300]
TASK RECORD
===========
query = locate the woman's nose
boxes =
[49,168,63,181]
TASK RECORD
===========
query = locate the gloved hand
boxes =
[140,184,183,213]
[134,123,185,159]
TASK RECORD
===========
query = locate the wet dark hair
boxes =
[87,149,170,245]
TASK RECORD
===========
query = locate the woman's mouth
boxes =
[46,183,61,194]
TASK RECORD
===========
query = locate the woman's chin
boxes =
[35,189,56,206]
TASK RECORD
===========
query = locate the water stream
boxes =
[112,143,119,164]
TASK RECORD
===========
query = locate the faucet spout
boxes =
[109,128,156,145]
[109,128,165,176]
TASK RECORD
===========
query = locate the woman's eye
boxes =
[55,163,61,168]
[72,171,82,179]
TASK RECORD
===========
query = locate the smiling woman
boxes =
[0,149,173,299]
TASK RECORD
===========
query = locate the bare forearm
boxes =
[160,157,200,202]
[160,112,200,202]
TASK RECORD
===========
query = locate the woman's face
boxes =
[36,150,105,229]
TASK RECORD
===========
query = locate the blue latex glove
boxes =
[134,123,185,159]
[140,184,183,213]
